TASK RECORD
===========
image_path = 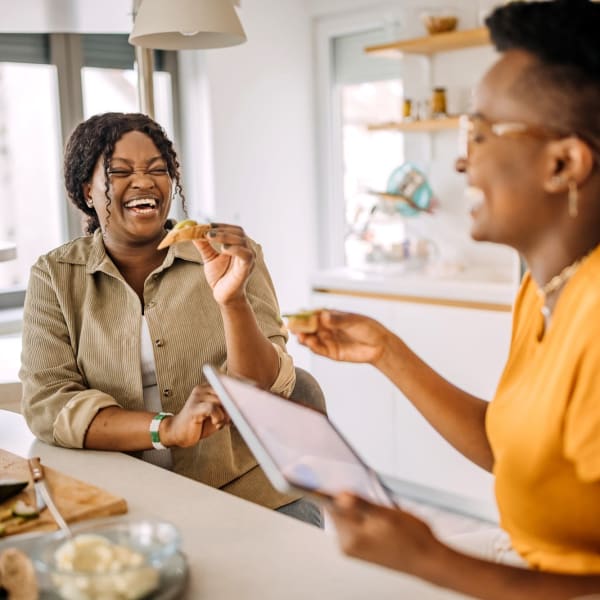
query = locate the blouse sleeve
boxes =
[243,241,296,397]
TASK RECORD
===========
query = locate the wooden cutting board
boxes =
[0,449,127,537]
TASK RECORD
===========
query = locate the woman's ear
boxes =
[82,183,93,208]
[544,137,595,193]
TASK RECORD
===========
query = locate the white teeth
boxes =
[124,198,157,209]
[464,186,485,210]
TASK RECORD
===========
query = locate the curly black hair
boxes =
[63,112,186,234]
[486,0,600,156]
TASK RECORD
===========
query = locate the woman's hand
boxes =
[192,224,255,306]
[295,310,390,365]
[160,384,231,448]
[327,493,442,577]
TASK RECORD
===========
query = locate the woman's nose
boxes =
[455,157,468,173]
[130,171,156,188]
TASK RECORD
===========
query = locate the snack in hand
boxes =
[283,309,322,334]
[157,219,210,250]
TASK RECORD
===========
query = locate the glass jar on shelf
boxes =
[430,87,447,118]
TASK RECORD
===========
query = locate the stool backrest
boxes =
[289,367,326,414]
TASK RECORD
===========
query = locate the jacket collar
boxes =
[56,230,204,279]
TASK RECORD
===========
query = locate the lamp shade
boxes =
[129,0,246,50]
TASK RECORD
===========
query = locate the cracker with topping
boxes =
[157,219,210,250]
[283,309,322,334]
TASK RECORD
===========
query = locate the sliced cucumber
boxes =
[12,500,39,519]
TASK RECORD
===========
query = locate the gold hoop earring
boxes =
[568,180,578,218]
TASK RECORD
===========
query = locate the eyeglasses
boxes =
[457,113,566,160]
[456,113,600,174]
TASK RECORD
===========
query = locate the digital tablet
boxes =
[203,365,396,508]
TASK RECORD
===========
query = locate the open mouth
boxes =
[123,197,159,214]
[464,186,485,213]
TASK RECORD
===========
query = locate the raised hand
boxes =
[192,224,255,306]
[160,384,231,448]
[295,310,390,365]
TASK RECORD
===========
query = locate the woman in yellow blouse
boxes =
[294,0,600,594]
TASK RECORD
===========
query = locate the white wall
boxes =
[179,0,318,367]
[0,0,131,33]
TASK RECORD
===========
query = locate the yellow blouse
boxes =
[487,246,600,573]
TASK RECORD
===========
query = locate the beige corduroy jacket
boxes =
[20,230,300,509]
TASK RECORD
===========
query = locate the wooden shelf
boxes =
[365,27,490,58]
[367,116,461,133]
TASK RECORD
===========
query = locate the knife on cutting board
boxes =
[27,457,72,537]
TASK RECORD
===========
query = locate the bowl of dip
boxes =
[30,517,181,600]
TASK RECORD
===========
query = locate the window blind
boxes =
[0,34,50,64]
[82,34,166,71]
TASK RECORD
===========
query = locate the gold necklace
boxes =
[537,258,584,302]
[535,249,597,341]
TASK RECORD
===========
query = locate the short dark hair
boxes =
[63,112,185,234]
[485,0,600,157]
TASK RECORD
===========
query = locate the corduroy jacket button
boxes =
[163,389,172,397]
[155,339,164,347]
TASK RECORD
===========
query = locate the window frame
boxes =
[0,33,180,309]
[314,8,404,269]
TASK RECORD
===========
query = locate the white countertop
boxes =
[0,410,472,600]
[0,241,16,262]
[312,266,519,307]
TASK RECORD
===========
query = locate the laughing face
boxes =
[460,50,561,252]
[83,130,173,249]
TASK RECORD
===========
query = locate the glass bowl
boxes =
[30,517,181,600]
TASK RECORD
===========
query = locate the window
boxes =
[333,29,406,269]
[80,35,174,136]
[318,27,406,269]
[0,35,63,299]
[340,80,404,268]
[0,34,177,305]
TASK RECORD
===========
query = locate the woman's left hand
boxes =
[327,493,443,577]
[192,224,255,305]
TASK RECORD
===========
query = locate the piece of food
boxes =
[157,219,210,250]
[0,547,39,600]
[52,534,160,600]
[11,500,38,519]
[283,309,321,334]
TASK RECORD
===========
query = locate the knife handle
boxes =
[28,456,44,483]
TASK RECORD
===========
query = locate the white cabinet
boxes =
[310,290,512,520]
[310,293,398,476]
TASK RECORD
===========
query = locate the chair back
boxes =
[289,367,327,414]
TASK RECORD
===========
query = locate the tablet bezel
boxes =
[203,365,396,507]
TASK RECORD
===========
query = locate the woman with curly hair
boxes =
[293,0,600,593]
[20,112,321,527]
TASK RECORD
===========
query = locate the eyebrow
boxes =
[109,156,166,166]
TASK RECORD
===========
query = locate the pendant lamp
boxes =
[129,0,246,50]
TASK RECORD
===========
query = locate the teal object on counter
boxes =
[386,162,433,217]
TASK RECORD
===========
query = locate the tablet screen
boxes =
[205,368,394,507]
